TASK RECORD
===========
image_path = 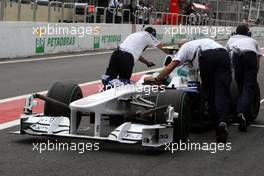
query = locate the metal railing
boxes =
[1,0,21,21]
[105,7,117,23]
[48,1,62,22]
[74,3,89,23]
[121,9,130,24]
[61,2,74,23]
[94,6,105,23]
[31,0,37,22]
[0,0,6,21]
[0,1,262,27]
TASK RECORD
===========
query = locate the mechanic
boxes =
[144,38,232,143]
[104,27,165,81]
[226,24,262,132]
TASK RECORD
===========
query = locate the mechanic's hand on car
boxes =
[146,61,155,68]
[143,76,158,85]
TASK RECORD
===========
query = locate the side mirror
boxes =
[163,55,172,67]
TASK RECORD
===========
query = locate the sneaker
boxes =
[216,122,229,143]
[237,113,247,132]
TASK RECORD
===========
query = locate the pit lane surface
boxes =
[1,41,264,176]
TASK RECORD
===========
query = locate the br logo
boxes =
[35,38,45,54]
[93,36,100,49]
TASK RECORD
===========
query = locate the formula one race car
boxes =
[13,81,190,147]
[12,45,260,146]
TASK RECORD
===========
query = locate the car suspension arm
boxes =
[33,93,70,111]
[137,104,170,118]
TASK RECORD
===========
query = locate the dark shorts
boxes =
[105,49,134,80]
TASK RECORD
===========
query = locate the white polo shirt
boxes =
[119,31,160,62]
[173,39,225,70]
[226,35,262,56]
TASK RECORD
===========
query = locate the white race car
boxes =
[12,45,260,147]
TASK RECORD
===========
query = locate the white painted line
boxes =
[260,99,264,104]
[0,47,158,65]
[0,68,161,130]
[0,51,113,65]
[0,44,262,65]
[0,119,20,130]
[233,123,264,129]
[251,124,264,128]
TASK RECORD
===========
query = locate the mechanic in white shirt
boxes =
[105,27,165,80]
[145,38,232,143]
[226,24,262,132]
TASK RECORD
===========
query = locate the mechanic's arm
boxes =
[139,56,155,67]
[147,34,169,54]
[156,44,171,54]
[144,60,181,82]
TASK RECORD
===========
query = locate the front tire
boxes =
[155,89,191,142]
[44,81,83,127]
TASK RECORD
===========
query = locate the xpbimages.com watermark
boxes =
[164,140,232,154]
[33,24,101,37]
[32,140,100,154]
[164,25,232,38]
[98,83,166,96]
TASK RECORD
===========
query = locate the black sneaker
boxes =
[216,122,229,143]
[237,113,247,132]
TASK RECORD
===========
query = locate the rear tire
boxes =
[189,88,214,133]
[44,81,83,127]
[249,83,260,122]
[155,89,190,142]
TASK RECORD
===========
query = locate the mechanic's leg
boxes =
[118,52,134,80]
[199,56,215,124]
[200,49,230,142]
[214,64,232,125]
[214,50,231,142]
[214,66,231,143]
[232,53,248,131]
[237,52,258,122]
[105,50,120,80]
[232,53,244,97]
[203,77,215,123]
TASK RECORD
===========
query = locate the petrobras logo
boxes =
[35,36,76,54]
